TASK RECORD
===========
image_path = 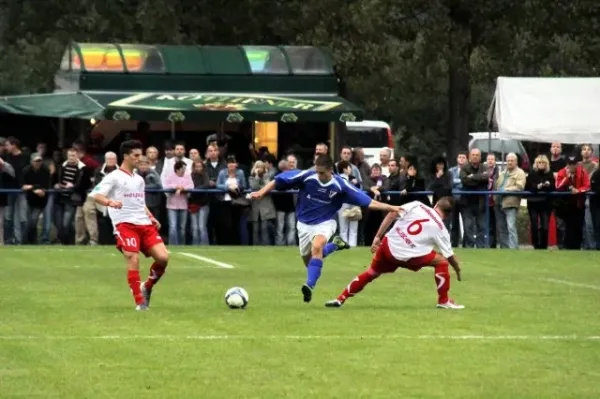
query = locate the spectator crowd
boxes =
[0,134,598,251]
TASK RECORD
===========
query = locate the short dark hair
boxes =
[174,160,186,172]
[72,140,85,152]
[337,160,350,174]
[315,154,334,169]
[5,136,20,149]
[120,140,143,157]
[174,141,186,149]
[457,150,468,157]
[226,155,237,164]
[436,196,455,216]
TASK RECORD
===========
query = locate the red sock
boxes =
[434,262,450,304]
[127,269,144,305]
[145,261,167,290]
[337,269,379,302]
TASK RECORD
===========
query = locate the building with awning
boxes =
[0,43,363,156]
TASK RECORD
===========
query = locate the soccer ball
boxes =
[225,287,249,309]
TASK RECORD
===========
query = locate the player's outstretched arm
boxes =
[367,199,403,214]
[249,180,276,200]
[447,255,462,281]
[370,210,399,252]
[92,193,122,209]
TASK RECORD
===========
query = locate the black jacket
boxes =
[525,169,555,204]
[404,176,432,207]
[4,152,29,186]
[189,170,211,206]
[56,161,92,206]
[382,172,406,206]
[430,157,452,205]
[459,162,489,207]
[272,170,296,213]
[590,169,600,208]
[430,172,453,205]
[22,165,51,208]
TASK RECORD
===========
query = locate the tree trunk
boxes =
[446,3,473,162]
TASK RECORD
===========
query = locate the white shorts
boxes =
[297,220,337,256]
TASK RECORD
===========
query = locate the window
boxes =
[118,44,165,73]
[344,127,389,148]
[283,46,332,75]
[60,46,82,71]
[75,43,123,72]
[242,46,288,74]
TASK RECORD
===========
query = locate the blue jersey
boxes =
[275,169,372,225]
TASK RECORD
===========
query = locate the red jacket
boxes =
[556,165,590,208]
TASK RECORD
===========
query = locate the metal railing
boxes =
[1,188,587,248]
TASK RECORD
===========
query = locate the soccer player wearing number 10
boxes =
[91,140,170,311]
[249,155,402,303]
[325,197,464,309]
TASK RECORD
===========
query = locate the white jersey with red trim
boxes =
[91,168,152,230]
[385,201,453,261]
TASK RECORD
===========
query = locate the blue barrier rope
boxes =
[0,188,593,195]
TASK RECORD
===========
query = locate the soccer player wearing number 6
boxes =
[249,154,402,303]
[91,140,169,311]
[325,197,464,309]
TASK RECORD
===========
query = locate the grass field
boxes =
[1,246,600,399]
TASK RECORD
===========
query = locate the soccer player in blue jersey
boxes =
[249,154,402,303]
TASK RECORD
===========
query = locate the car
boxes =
[468,132,530,172]
[345,120,394,166]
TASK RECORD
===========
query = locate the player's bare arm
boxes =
[145,206,161,229]
[93,193,122,209]
[367,199,402,214]
[447,255,462,281]
[371,210,399,253]
[249,179,276,199]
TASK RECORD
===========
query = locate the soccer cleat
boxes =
[140,282,152,307]
[436,300,465,309]
[325,299,343,308]
[135,303,148,311]
[301,284,313,303]
[332,235,350,251]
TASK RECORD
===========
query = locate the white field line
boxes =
[544,278,600,291]
[0,334,598,341]
[178,252,235,269]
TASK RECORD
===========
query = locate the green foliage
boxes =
[1,0,599,162]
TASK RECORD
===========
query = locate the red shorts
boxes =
[370,237,437,274]
[115,223,163,257]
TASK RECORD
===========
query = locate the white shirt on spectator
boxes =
[223,177,238,201]
[381,165,390,177]
[160,156,193,181]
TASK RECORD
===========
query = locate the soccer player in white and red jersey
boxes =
[91,140,169,311]
[325,197,464,309]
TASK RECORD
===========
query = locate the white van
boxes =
[344,120,394,165]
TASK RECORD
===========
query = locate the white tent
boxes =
[489,77,600,144]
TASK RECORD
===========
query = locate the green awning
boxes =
[0,92,363,123]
